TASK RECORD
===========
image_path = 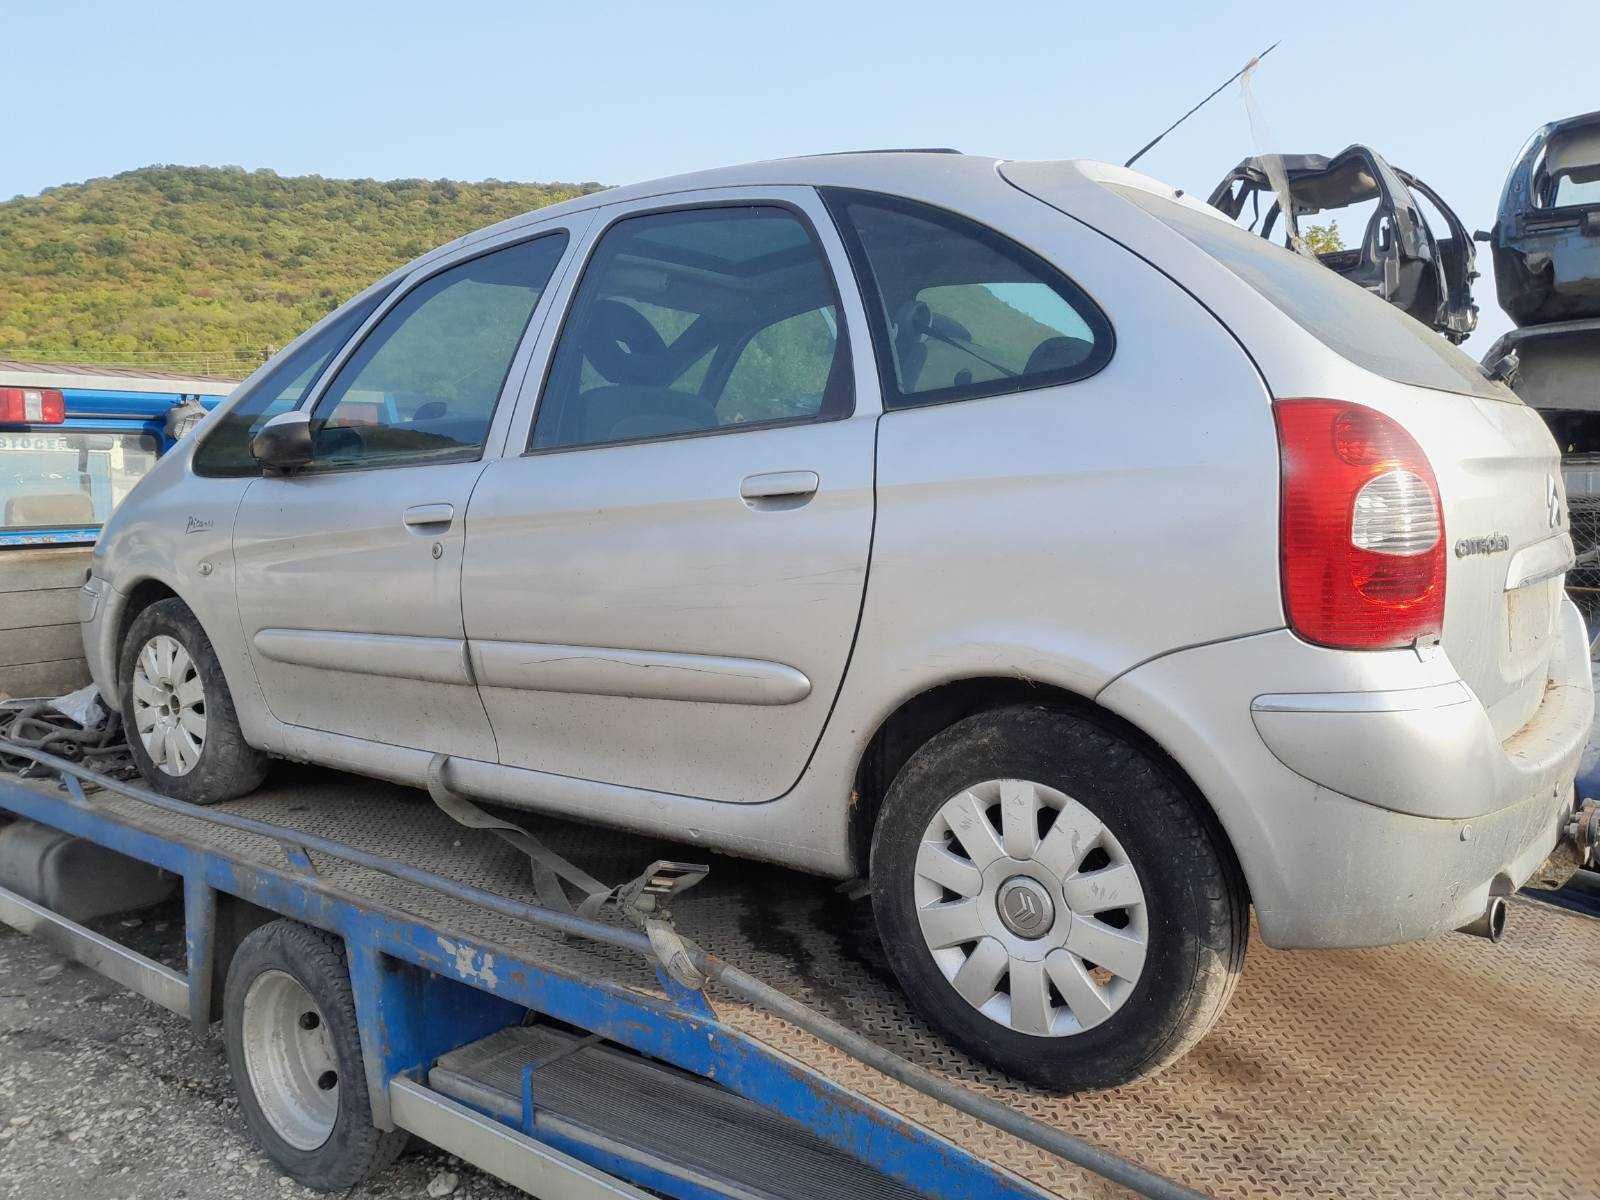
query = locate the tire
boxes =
[870,704,1246,1092]
[119,597,268,804]
[224,920,408,1190]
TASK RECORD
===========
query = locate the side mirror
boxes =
[250,410,313,473]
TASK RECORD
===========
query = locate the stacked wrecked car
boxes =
[1480,111,1600,604]
[1207,144,1479,343]
[1206,118,1600,614]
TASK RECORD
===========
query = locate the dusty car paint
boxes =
[85,153,1588,955]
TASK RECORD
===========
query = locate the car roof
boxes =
[403,152,1043,274]
[538,150,1003,216]
[331,152,1141,346]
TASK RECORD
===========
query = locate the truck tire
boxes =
[870,704,1246,1092]
[224,920,408,1190]
[119,597,267,804]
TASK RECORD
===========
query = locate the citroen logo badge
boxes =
[996,877,1056,939]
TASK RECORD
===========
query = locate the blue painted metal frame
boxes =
[0,388,225,547]
[0,774,1049,1200]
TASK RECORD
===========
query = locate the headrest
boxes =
[584,299,671,386]
[1024,336,1094,376]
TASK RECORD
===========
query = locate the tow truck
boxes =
[0,717,1595,1198]
[0,362,234,697]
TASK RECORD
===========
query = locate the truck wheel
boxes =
[119,597,267,804]
[870,704,1246,1092]
[224,920,407,1190]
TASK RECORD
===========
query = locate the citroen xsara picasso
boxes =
[81,154,1593,1090]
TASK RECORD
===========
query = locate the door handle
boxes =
[739,471,820,503]
[403,503,455,529]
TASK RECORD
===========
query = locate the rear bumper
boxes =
[1098,598,1593,949]
[1250,598,1593,821]
[1245,757,1576,947]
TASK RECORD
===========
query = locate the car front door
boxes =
[461,189,880,802]
[231,225,580,759]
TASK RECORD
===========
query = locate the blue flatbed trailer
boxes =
[0,363,234,548]
[2,738,1596,1198]
[0,744,1203,1200]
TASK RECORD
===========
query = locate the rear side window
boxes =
[531,205,850,452]
[1106,184,1514,404]
[822,188,1112,409]
[191,285,395,477]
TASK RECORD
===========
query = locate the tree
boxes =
[0,166,603,372]
[1303,221,1344,255]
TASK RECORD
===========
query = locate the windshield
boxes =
[0,427,161,541]
[1106,184,1514,404]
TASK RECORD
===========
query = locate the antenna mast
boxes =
[1123,41,1280,169]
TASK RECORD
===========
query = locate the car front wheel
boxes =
[870,704,1246,1092]
[119,597,268,804]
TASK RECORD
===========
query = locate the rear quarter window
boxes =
[821,188,1112,409]
[1106,184,1514,404]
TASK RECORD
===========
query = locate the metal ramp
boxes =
[431,1024,926,1200]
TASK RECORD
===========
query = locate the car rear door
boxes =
[231,224,582,760]
[460,188,880,802]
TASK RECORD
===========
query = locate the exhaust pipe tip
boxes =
[1457,895,1509,943]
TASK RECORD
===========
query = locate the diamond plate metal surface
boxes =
[23,766,1599,1199]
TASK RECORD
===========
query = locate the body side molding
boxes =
[253,628,474,686]
[470,640,812,706]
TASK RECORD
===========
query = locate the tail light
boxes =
[0,387,65,424]
[1273,398,1445,649]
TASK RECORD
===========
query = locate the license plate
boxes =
[1506,579,1554,660]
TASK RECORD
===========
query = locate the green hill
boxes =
[0,165,603,375]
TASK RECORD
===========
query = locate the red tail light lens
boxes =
[1274,398,1445,649]
[0,387,65,424]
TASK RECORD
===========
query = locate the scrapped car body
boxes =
[81,152,1592,1091]
[1481,319,1600,604]
[1482,112,1600,612]
[1487,110,1600,326]
[1208,145,1479,342]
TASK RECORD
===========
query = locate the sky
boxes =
[9,0,1599,358]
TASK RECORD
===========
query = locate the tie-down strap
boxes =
[426,754,615,918]
[424,755,711,990]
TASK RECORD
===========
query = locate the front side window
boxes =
[310,233,568,469]
[531,206,850,452]
[821,189,1113,409]
[191,284,395,477]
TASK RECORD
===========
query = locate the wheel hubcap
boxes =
[996,876,1056,938]
[130,634,206,776]
[912,778,1149,1037]
[242,970,339,1151]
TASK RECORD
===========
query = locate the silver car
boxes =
[81,153,1593,1091]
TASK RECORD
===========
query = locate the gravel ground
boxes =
[0,908,525,1200]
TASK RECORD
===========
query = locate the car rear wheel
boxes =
[870,704,1246,1092]
[119,597,267,804]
